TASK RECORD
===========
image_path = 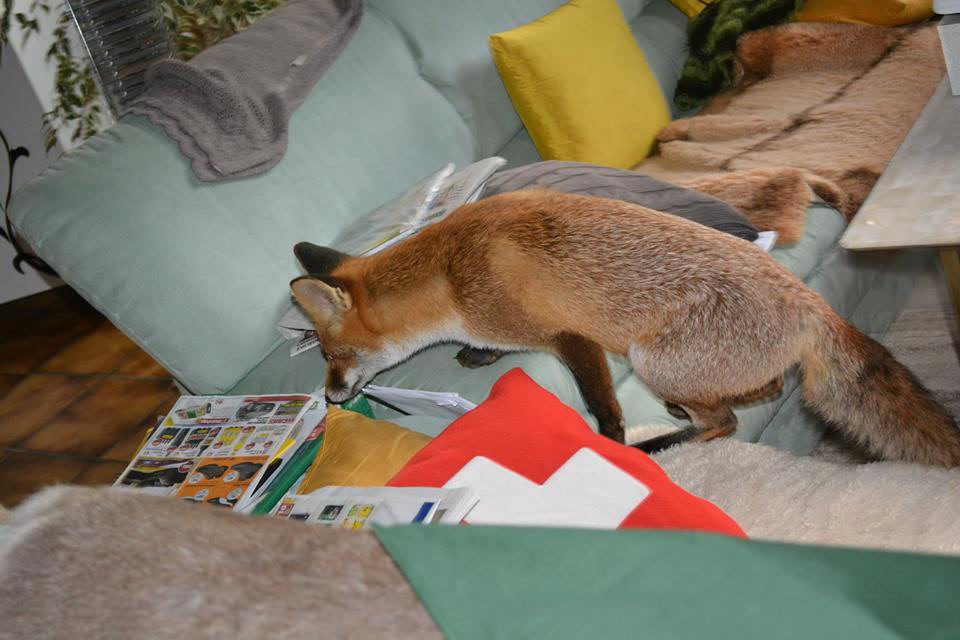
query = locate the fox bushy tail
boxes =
[800,309,960,467]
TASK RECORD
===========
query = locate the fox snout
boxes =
[324,361,365,404]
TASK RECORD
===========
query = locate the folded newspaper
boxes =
[754,231,778,252]
[362,385,477,421]
[272,486,479,529]
[114,394,327,512]
[279,157,506,356]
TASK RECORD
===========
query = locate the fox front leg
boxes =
[455,346,507,369]
[552,332,625,442]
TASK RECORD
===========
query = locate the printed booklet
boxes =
[112,392,481,527]
[272,486,479,530]
[114,394,327,511]
[331,156,506,258]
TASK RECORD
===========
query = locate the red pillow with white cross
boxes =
[388,368,744,536]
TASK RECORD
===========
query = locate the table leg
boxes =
[940,248,960,323]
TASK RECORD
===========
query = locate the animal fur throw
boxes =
[638,22,945,245]
[0,487,442,640]
[652,437,960,556]
[674,0,805,111]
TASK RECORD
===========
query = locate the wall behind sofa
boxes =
[0,0,112,303]
[0,41,63,303]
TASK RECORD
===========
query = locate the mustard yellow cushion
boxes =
[796,0,933,26]
[668,0,715,18]
[298,407,431,493]
[489,0,671,169]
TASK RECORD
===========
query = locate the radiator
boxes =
[65,0,172,114]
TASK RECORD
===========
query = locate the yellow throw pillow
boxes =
[796,0,933,27]
[668,0,716,18]
[298,407,431,493]
[489,0,671,169]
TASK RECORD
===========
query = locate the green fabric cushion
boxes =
[376,525,960,639]
[496,128,544,168]
[9,12,475,394]
[368,0,651,159]
[629,0,691,117]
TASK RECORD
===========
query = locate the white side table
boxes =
[840,77,960,321]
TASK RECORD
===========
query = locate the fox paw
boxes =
[599,418,626,444]
[455,347,506,369]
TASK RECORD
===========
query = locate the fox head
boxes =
[291,274,391,403]
[290,243,390,404]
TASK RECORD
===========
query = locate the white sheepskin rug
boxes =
[648,434,960,556]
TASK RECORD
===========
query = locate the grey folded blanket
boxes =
[131,0,363,182]
[483,161,759,242]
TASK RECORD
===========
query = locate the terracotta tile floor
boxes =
[0,286,179,508]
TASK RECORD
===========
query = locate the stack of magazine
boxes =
[115,394,326,512]
[114,392,478,526]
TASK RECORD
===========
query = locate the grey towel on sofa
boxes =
[483,161,759,242]
[131,0,363,182]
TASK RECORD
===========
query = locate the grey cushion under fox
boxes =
[483,161,759,242]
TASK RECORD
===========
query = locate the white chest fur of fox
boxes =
[292,190,960,467]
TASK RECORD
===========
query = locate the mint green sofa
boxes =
[9,0,928,453]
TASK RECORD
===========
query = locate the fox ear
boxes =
[294,243,350,275]
[290,276,353,327]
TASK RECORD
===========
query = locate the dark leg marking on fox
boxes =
[685,403,738,441]
[634,402,738,453]
[727,376,785,406]
[632,426,702,453]
[552,332,625,442]
[665,402,690,421]
[455,346,506,369]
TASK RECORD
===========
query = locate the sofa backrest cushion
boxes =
[10,11,475,393]
[369,0,650,158]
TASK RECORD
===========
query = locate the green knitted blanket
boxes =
[674,0,805,111]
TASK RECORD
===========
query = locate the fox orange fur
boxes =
[291,189,960,466]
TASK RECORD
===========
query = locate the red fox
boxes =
[291,189,960,466]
